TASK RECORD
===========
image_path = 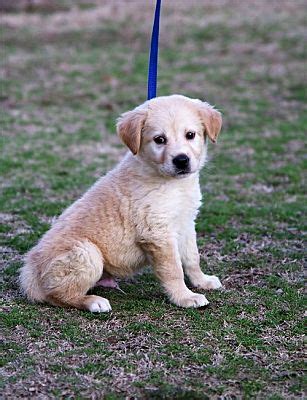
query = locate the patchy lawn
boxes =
[0,0,305,398]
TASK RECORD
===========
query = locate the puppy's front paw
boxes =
[176,293,209,308]
[194,274,222,290]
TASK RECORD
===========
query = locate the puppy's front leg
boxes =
[143,238,209,308]
[179,227,222,290]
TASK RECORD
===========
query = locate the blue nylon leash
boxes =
[147,0,162,100]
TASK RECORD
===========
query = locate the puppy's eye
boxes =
[154,135,167,145]
[186,131,196,140]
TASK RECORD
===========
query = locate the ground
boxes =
[0,0,306,398]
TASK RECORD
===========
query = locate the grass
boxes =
[0,0,305,398]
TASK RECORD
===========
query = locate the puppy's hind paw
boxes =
[87,296,112,313]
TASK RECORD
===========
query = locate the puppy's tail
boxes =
[19,251,45,303]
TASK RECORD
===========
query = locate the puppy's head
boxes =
[117,95,222,178]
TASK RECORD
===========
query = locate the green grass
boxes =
[0,1,305,398]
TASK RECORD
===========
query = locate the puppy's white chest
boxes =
[173,188,201,229]
[149,178,202,228]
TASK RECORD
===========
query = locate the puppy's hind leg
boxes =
[41,240,111,312]
[48,293,112,313]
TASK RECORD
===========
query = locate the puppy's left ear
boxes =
[196,101,222,143]
[117,109,147,155]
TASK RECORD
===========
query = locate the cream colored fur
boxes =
[20,95,222,312]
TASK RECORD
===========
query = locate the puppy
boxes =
[19,95,222,312]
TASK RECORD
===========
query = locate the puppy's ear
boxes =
[117,109,147,155]
[196,101,222,143]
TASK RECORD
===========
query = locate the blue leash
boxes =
[147,0,162,100]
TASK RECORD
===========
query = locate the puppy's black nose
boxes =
[172,154,190,170]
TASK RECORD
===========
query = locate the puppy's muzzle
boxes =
[172,153,190,174]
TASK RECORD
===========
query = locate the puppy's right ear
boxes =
[117,109,147,155]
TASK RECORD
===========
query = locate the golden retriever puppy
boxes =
[19,94,222,312]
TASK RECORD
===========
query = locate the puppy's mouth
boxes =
[159,166,194,178]
[176,169,191,176]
